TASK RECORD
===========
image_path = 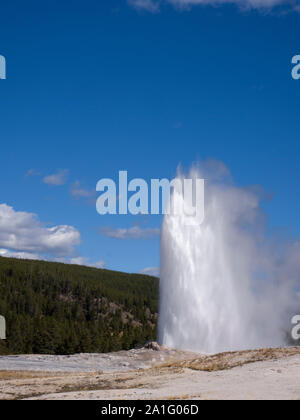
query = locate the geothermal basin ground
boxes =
[0,345,300,400]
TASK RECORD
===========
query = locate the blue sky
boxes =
[0,0,299,275]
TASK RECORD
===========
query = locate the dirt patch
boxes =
[158,347,300,372]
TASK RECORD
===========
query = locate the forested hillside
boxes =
[0,257,159,355]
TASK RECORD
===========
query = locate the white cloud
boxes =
[140,266,160,276]
[0,203,80,257]
[92,260,106,269]
[43,169,69,186]
[128,0,297,13]
[0,248,41,261]
[70,256,106,269]
[128,0,161,12]
[0,249,106,270]
[0,204,106,269]
[70,181,95,199]
[100,225,160,240]
[169,0,285,8]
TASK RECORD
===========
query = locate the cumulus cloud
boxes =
[0,203,80,257]
[128,0,297,13]
[140,266,160,276]
[0,204,106,268]
[43,169,69,186]
[100,225,160,240]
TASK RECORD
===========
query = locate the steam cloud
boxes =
[159,160,300,353]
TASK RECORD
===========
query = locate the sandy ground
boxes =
[0,347,299,400]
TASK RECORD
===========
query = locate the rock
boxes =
[144,341,161,351]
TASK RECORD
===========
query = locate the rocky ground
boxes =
[0,344,300,400]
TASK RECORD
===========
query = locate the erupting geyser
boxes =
[159,161,300,354]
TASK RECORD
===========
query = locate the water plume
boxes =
[159,160,300,353]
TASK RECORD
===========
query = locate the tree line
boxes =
[0,257,159,355]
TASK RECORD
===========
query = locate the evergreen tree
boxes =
[0,256,159,355]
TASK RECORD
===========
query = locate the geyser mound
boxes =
[159,161,300,354]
